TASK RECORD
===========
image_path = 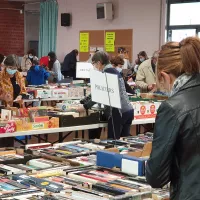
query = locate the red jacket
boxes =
[40,56,49,67]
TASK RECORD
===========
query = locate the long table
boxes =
[23,97,81,103]
[0,118,155,144]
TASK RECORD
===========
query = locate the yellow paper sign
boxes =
[106,45,115,52]
[80,33,89,52]
[105,32,115,52]
[106,32,115,44]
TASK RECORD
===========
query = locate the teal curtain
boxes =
[39,0,58,58]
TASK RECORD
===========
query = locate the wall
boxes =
[57,0,164,61]
[0,2,24,56]
[24,3,40,55]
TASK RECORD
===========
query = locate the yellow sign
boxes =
[106,45,115,52]
[80,33,89,52]
[105,32,115,52]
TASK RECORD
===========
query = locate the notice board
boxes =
[79,30,104,61]
[79,29,133,62]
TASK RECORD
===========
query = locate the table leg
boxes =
[82,130,85,139]
[136,125,141,135]
[25,136,28,144]
[38,135,41,143]
[45,134,48,142]
[59,132,63,143]
[75,131,78,138]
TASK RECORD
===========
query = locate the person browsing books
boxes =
[146,37,200,200]
[27,60,50,86]
[84,51,134,139]
[110,55,135,95]
[0,54,26,107]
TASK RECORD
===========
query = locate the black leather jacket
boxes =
[146,74,200,200]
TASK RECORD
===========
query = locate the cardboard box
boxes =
[52,89,68,99]
[132,101,161,119]
[0,121,16,134]
[15,117,59,132]
[34,116,49,123]
[34,89,52,99]
[4,107,19,117]
[96,142,152,176]
[68,87,84,99]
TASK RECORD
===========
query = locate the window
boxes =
[171,29,196,42]
[170,3,200,25]
[167,1,200,42]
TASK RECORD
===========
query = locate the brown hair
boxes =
[157,37,200,80]
[138,51,148,59]
[110,56,124,67]
[27,49,36,56]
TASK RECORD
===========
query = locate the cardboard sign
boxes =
[90,70,121,109]
[76,62,94,79]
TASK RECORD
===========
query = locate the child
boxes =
[27,60,50,86]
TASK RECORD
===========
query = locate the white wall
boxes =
[57,0,165,62]
[24,3,40,54]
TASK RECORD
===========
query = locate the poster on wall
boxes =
[105,32,115,52]
[80,33,89,52]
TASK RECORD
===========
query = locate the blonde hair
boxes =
[157,37,200,80]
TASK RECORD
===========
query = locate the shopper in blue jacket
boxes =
[26,60,50,85]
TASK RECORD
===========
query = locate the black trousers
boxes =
[88,109,134,140]
[108,108,134,139]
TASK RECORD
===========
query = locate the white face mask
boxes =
[29,55,33,59]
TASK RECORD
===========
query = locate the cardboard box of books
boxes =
[0,121,16,133]
[96,141,152,176]
[15,117,59,131]
[34,89,52,99]
[51,89,68,99]
[132,101,161,119]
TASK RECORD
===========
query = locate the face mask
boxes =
[6,68,17,75]
[140,58,145,62]
[29,55,33,59]
[116,67,122,73]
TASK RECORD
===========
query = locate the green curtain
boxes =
[38,0,58,58]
